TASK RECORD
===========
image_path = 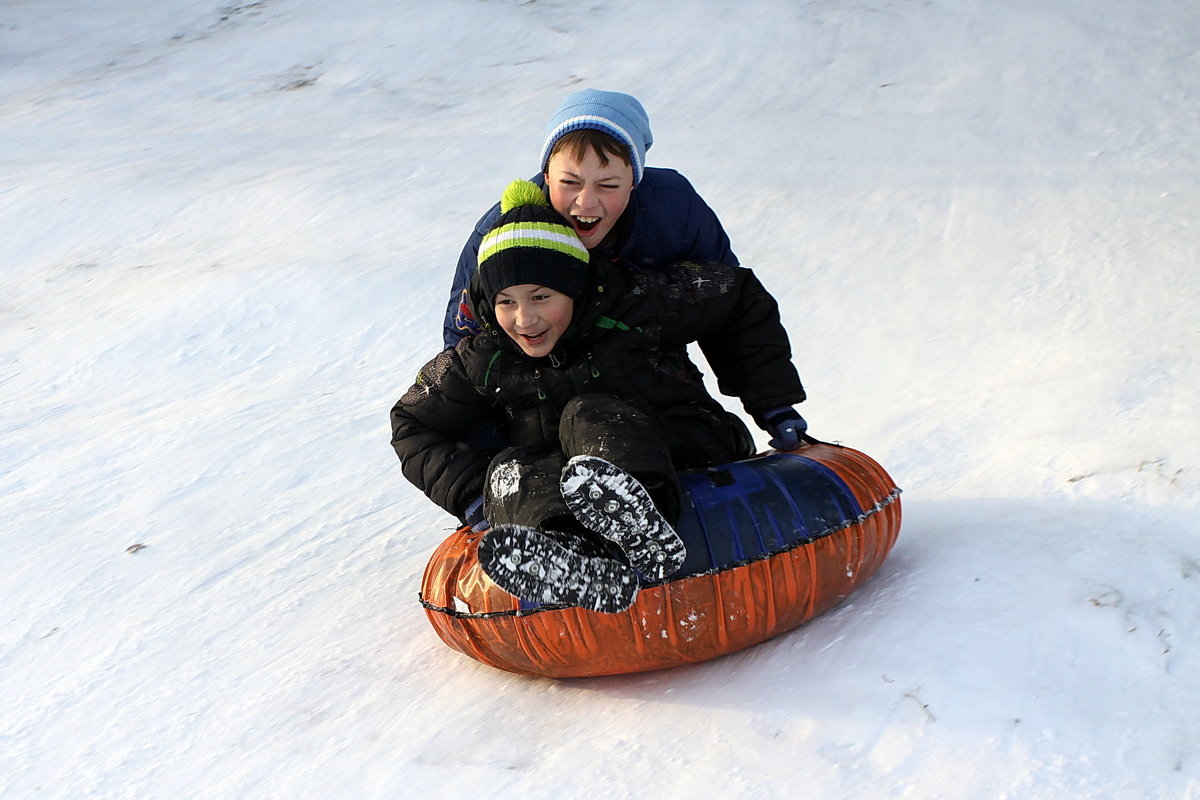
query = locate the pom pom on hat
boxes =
[500,178,549,214]
[477,179,590,306]
[539,89,653,185]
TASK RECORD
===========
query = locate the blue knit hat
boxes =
[538,89,654,185]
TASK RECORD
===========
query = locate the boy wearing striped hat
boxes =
[441,88,739,349]
[393,180,806,613]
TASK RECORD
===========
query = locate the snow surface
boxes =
[2,0,1197,797]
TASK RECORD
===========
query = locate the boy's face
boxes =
[544,148,633,249]
[494,284,575,358]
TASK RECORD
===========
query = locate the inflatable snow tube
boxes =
[419,441,901,678]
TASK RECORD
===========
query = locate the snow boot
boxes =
[477,525,639,614]
[560,455,687,582]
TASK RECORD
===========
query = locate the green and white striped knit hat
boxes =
[477,179,590,305]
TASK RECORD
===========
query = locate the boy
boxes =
[395,180,807,613]
[442,88,738,349]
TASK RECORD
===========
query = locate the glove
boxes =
[464,495,489,533]
[752,406,808,451]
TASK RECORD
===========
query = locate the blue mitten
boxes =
[752,407,808,451]
[464,495,489,533]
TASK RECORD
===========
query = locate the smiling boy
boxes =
[441,89,738,348]
[492,284,574,358]
[392,180,807,613]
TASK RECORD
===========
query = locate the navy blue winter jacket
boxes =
[441,167,738,348]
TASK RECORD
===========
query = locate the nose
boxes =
[575,184,599,212]
[514,304,537,329]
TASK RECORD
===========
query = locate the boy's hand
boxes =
[753,407,808,451]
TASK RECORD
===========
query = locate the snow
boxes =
[1,0,1197,796]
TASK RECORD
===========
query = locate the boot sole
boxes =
[560,455,687,581]
[477,524,639,614]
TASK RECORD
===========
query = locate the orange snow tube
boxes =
[419,441,901,678]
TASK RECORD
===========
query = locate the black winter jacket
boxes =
[393,259,805,524]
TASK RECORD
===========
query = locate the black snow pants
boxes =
[482,393,753,533]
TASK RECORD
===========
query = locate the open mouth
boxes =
[572,215,601,234]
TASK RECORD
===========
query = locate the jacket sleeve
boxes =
[659,262,805,413]
[390,345,494,521]
[442,203,503,349]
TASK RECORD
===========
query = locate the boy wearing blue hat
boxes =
[441,89,739,348]
[394,180,806,614]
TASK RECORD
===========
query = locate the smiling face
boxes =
[544,147,634,249]
[493,284,575,358]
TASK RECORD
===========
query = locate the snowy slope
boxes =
[2,1,1197,797]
